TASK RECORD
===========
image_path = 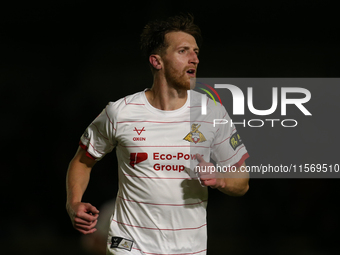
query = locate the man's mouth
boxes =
[186,69,196,77]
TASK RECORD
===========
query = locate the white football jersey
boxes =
[80,90,249,255]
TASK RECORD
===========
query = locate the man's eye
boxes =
[179,49,185,53]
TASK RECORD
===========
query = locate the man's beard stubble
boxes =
[164,64,191,91]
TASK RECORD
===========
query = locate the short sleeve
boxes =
[210,107,249,168]
[79,103,117,160]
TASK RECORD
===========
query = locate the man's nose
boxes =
[189,51,199,65]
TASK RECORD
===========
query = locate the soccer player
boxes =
[66,14,249,255]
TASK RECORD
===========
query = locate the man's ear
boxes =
[149,55,162,70]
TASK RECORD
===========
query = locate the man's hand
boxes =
[195,154,249,196]
[195,154,226,189]
[66,146,98,234]
[66,202,99,234]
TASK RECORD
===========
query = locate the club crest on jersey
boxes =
[183,124,207,144]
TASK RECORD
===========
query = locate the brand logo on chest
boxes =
[133,127,146,141]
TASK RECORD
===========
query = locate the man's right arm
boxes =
[66,146,100,234]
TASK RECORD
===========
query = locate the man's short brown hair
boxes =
[140,14,202,59]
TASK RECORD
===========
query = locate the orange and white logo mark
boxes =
[183,124,207,144]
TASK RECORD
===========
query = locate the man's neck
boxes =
[145,78,188,111]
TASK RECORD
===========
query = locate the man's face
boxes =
[161,31,199,90]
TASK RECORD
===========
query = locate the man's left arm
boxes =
[196,154,249,196]
[217,162,249,196]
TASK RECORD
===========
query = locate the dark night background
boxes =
[1,1,339,254]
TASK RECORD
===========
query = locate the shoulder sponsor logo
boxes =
[183,124,207,144]
[230,132,243,150]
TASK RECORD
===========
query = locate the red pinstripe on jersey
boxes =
[212,128,237,147]
[104,107,116,131]
[231,152,249,168]
[118,195,207,206]
[124,97,145,105]
[91,122,115,146]
[118,144,211,148]
[219,146,249,168]
[116,120,213,124]
[124,173,192,180]
[112,219,206,231]
[79,141,98,160]
[131,247,207,255]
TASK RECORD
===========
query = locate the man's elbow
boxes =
[237,183,249,196]
[224,181,249,196]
